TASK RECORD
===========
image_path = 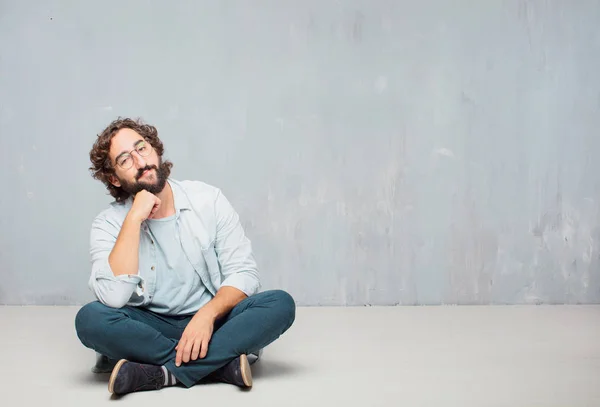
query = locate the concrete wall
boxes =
[1,0,599,305]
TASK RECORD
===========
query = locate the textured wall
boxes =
[1,1,599,305]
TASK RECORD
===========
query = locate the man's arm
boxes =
[213,188,261,295]
[107,215,142,277]
[175,187,260,366]
[198,286,248,321]
[89,191,161,308]
[89,216,142,308]
[109,190,162,276]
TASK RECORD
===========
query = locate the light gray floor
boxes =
[1,305,599,406]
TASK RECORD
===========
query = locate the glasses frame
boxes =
[114,140,153,170]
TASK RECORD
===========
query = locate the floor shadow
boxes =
[76,372,110,385]
[251,359,304,379]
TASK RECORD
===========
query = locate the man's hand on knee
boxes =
[175,311,215,367]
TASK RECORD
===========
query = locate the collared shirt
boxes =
[88,179,261,310]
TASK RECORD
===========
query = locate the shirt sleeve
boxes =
[88,215,145,308]
[213,189,261,296]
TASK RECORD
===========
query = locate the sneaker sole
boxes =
[108,359,128,394]
[240,354,253,387]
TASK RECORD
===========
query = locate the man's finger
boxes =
[182,340,194,363]
[200,336,209,359]
[175,339,186,367]
[191,338,202,361]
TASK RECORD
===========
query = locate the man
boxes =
[75,117,295,396]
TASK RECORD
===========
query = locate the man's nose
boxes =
[132,151,147,169]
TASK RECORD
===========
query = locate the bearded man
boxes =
[75,118,295,396]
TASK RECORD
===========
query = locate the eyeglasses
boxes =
[115,140,153,169]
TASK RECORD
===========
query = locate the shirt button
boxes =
[151,266,155,270]
[151,239,154,244]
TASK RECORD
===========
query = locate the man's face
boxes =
[108,128,168,196]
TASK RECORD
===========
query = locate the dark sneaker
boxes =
[209,354,253,388]
[108,359,166,395]
[91,353,118,374]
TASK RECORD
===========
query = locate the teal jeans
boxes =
[75,290,295,387]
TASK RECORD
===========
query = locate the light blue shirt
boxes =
[87,179,261,311]
[146,213,212,316]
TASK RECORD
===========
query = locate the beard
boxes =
[119,160,169,197]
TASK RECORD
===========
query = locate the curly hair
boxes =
[89,117,173,203]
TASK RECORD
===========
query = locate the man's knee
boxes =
[265,289,296,329]
[75,301,118,346]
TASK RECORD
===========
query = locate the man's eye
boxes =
[119,156,132,166]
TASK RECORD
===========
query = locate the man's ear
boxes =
[109,175,121,188]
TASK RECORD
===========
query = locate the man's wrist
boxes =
[125,212,144,226]
[196,305,219,322]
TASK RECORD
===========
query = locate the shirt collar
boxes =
[169,179,192,212]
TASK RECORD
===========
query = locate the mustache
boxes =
[135,165,158,180]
